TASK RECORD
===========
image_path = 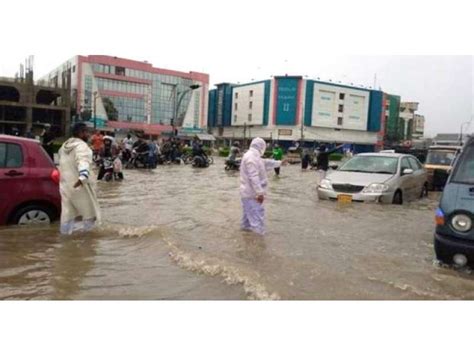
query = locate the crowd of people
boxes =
[88,130,210,174]
[58,123,348,236]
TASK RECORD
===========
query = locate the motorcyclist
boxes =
[228,141,241,162]
[122,134,134,162]
[191,138,208,167]
[98,136,120,180]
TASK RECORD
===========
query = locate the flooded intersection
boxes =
[1,159,472,300]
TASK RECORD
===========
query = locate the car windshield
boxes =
[451,145,474,184]
[425,150,457,166]
[338,156,399,174]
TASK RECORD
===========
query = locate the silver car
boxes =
[317,153,428,204]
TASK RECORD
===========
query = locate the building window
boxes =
[72,65,76,73]
[234,115,237,122]
[337,117,343,125]
[235,92,238,99]
[338,104,344,113]
[234,103,238,111]
[250,90,253,97]
[339,93,345,100]
[249,101,253,109]
[115,66,126,76]
[248,114,252,122]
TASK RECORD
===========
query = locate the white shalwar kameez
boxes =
[58,138,101,235]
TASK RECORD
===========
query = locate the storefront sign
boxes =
[278,129,293,136]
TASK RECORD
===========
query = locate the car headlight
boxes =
[451,214,472,233]
[319,178,332,190]
[362,183,390,194]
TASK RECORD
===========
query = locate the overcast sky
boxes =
[1,1,472,137]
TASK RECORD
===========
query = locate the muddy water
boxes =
[1,158,473,300]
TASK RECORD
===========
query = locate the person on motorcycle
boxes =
[228,141,241,162]
[97,136,120,180]
[226,141,241,170]
[191,138,208,167]
[122,134,134,162]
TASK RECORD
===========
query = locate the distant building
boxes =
[412,114,425,139]
[0,70,71,136]
[208,76,388,152]
[383,94,401,145]
[399,102,424,141]
[40,55,209,136]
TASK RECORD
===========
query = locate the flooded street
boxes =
[1,158,473,300]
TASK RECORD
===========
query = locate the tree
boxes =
[102,97,118,121]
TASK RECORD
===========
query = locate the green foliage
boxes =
[329,153,344,161]
[219,147,230,157]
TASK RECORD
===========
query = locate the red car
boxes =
[0,134,61,226]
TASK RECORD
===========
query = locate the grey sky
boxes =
[1,1,472,137]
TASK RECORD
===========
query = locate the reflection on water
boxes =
[1,158,473,300]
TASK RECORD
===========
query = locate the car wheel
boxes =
[11,205,55,225]
[434,237,451,265]
[392,190,403,205]
[420,183,429,198]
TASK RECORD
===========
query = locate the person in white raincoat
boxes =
[58,123,101,235]
[240,137,284,235]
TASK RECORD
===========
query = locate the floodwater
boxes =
[1,158,473,300]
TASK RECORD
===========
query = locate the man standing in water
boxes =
[240,137,286,235]
[58,123,101,235]
[272,143,284,176]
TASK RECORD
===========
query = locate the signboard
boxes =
[278,129,293,136]
[88,117,106,128]
[276,78,299,125]
[145,85,152,124]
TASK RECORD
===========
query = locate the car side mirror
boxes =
[402,168,414,175]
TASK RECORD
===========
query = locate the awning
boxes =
[106,121,172,136]
[196,133,216,141]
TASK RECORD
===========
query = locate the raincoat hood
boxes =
[62,138,86,154]
[250,137,266,156]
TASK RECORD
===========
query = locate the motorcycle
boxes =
[192,155,210,168]
[225,158,240,171]
[125,149,149,169]
[100,157,124,182]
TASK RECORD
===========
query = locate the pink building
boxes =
[41,55,209,135]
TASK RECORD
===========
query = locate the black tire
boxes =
[420,183,429,198]
[392,190,403,205]
[10,204,56,225]
[105,173,113,182]
[434,237,451,265]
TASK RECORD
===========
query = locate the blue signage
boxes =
[276,78,299,125]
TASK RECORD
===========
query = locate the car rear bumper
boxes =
[317,188,394,204]
[434,232,474,266]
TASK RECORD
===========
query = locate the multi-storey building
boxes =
[41,55,209,135]
[208,76,388,152]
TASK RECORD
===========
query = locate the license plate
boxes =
[337,194,353,203]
